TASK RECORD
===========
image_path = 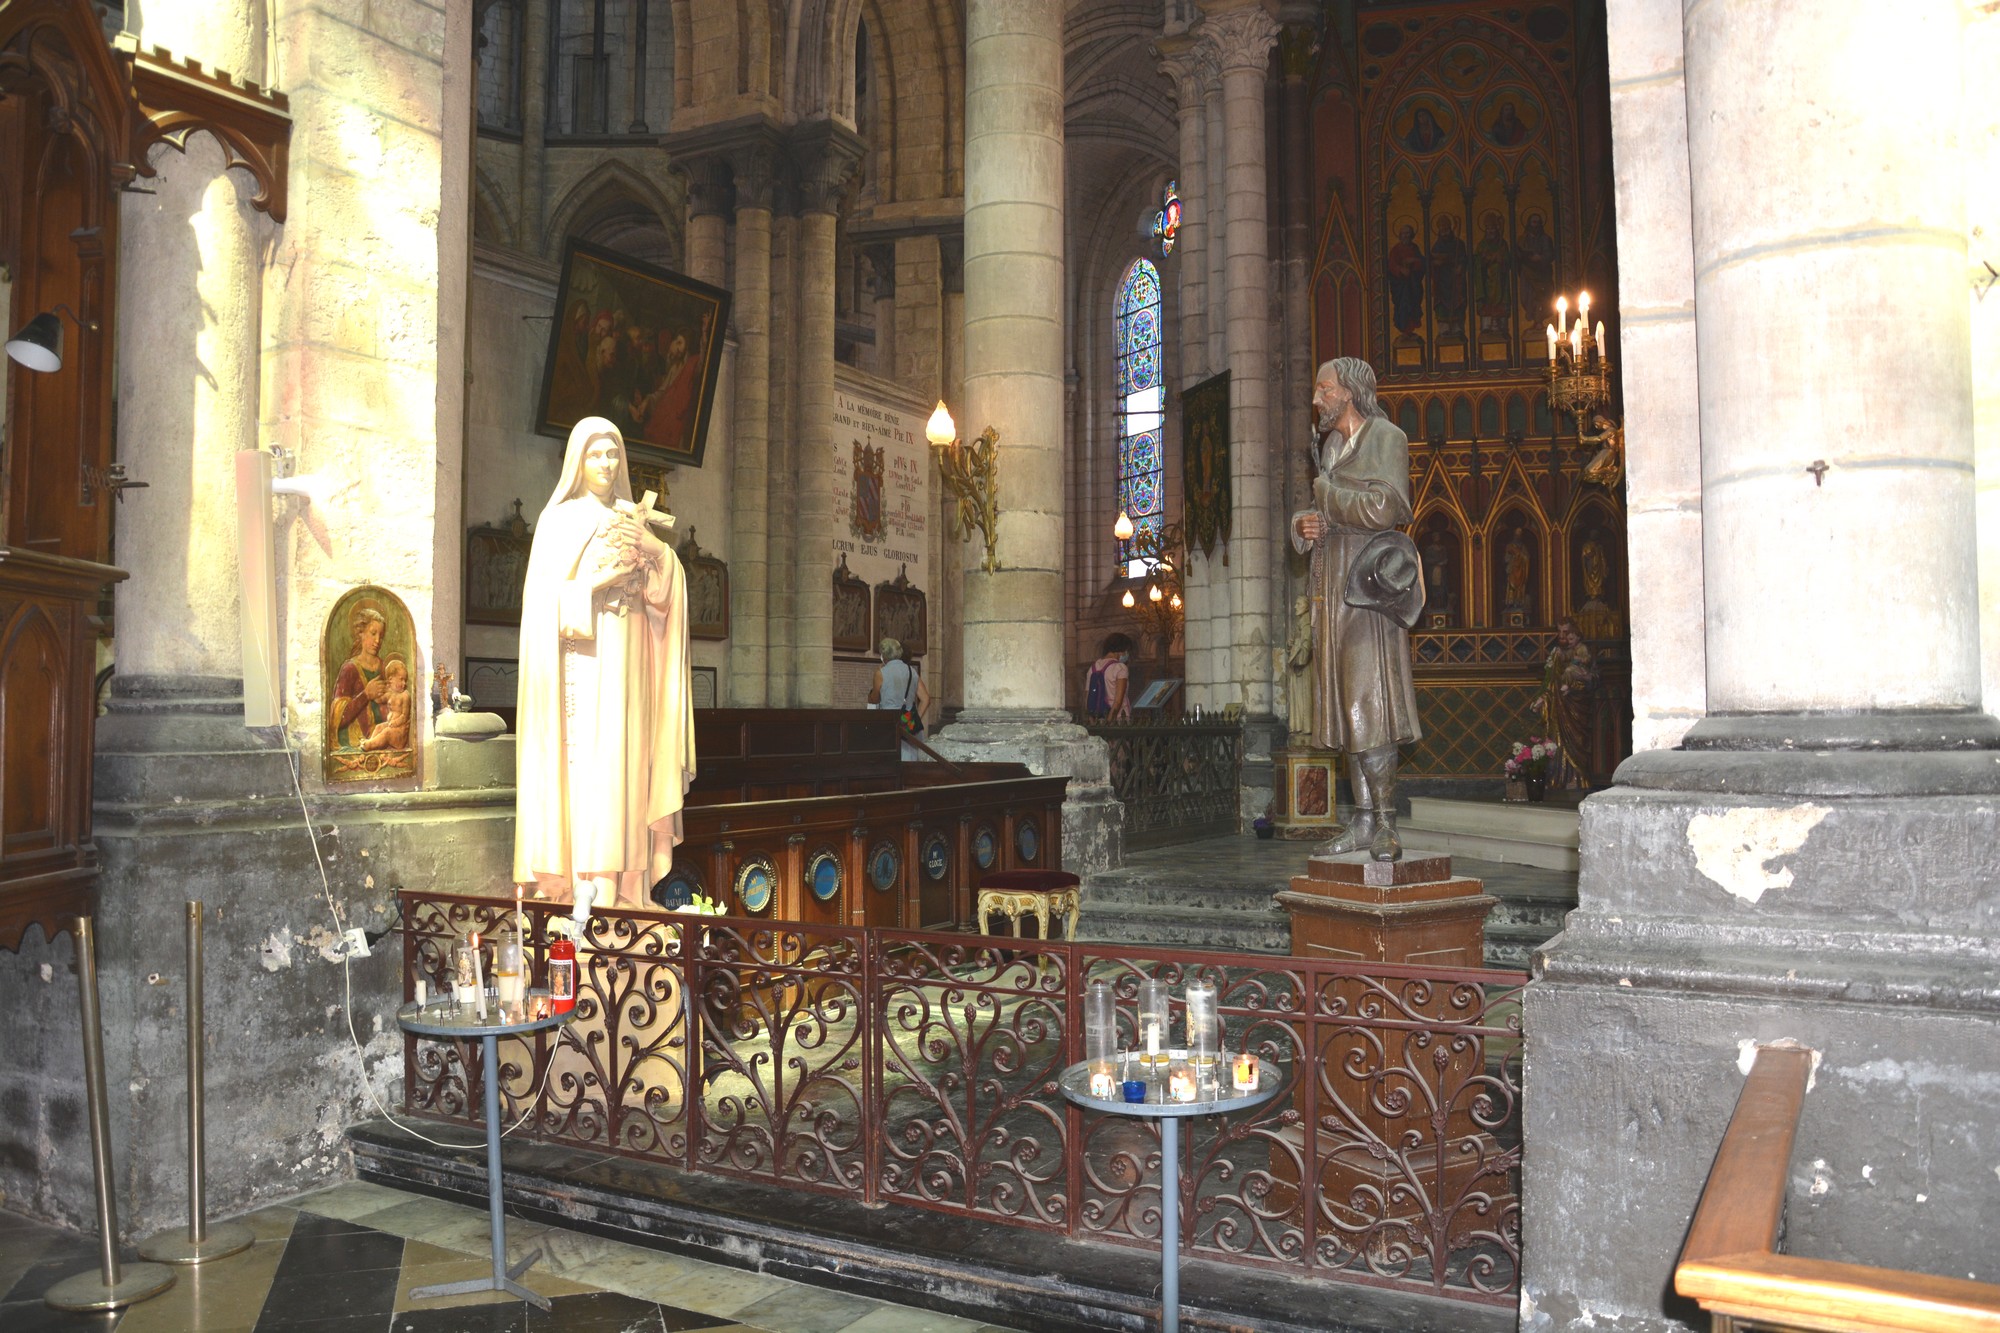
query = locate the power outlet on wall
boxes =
[342,927,370,959]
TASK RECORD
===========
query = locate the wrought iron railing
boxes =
[1086,717,1243,850]
[400,890,1526,1306]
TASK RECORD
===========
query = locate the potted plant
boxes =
[1504,736,1558,802]
[1252,811,1276,840]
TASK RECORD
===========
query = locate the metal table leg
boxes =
[1161,1115,1179,1333]
[409,1032,548,1310]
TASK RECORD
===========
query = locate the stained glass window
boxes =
[1114,259,1164,573]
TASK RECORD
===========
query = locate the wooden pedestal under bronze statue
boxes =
[1274,850,1493,967]
[1268,851,1510,1262]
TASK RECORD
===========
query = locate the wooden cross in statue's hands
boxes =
[619,489,675,536]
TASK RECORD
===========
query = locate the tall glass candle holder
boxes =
[1084,980,1118,1097]
[1137,977,1170,1075]
[1185,979,1219,1076]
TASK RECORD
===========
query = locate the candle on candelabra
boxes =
[1555,296,1568,336]
[1578,290,1590,324]
[1596,321,1606,363]
[1546,324,1557,364]
[1570,323,1582,360]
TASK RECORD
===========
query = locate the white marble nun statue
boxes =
[513,416,695,910]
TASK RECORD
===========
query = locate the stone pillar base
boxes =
[1522,769,2000,1332]
[3,675,518,1238]
[1271,744,1343,839]
[929,710,1124,873]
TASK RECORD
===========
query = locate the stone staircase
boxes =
[1078,831,1575,970]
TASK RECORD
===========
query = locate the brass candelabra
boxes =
[1115,513,1185,657]
[1545,291,1624,485]
[926,402,1001,573]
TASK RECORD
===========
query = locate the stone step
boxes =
[1401,797,1580,872]
[1083,880,1292,912]
[1076,905,1293,954]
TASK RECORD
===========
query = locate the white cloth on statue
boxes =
[514,417,696,906]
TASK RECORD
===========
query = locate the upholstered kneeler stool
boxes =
[975,869,1082,942]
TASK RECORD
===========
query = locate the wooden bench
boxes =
[668,710,1069,931]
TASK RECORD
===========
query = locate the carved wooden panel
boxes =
[0,549,123,950]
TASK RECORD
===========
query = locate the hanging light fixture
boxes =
[5,304,97,374]
[5,311,64,373]
[1113,511,1134,542]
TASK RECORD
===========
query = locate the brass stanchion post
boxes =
[140,901,255,1263]
[44,916,176,1311]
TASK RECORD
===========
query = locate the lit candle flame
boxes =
[1121,589,1136,608]
[925,401,956,446]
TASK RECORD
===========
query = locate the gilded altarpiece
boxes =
[1308,2,1629,783]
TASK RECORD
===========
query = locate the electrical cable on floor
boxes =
[280,724,553,1143]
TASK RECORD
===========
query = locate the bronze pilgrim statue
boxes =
[1288,357,1424,861]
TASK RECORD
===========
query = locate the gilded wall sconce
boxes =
[926,401,1001,573]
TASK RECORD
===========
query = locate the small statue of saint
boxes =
[1283,595,1314,745]
[514,416,696,910]
[1539,617,1600,790]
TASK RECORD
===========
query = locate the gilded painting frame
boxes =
[321,585,419,784]
[536,237,732,470]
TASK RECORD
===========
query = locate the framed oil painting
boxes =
[1182,371,1230,558]
[322,585,419,784]
[536,238,732,469]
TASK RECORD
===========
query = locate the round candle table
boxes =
[1057,1058,1281,1333]
[396,1000,573,1309]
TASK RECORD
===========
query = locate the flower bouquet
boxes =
[1504,736,1558,801]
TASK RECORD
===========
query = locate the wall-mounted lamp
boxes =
[5,304,98,373]
[926,400,1002,574]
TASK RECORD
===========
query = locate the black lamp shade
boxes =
[5,311,63,373]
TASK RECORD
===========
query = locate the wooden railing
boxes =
[1675,1045,2000,1333]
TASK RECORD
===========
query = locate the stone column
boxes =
[1683,0,1980,730]
[867,244,897,378]
[766,203,800,703]
[682,159,729,287]
[1155,40,1210,380]
[938,235,967,713]
[115,134,263,683]
[728,146,777,706]
[1202,0,1279,719]
[1523,6,2000,1328]
[1156,37,1217,712]
[519,0,550,242]
[956,0,1066,713]
[1607,0,1706,753]
[932,0,1120,872]
[790,123,862,705]
[894,233,949,705]
[1276,24,1315,566]
[1201,51,1227,383]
